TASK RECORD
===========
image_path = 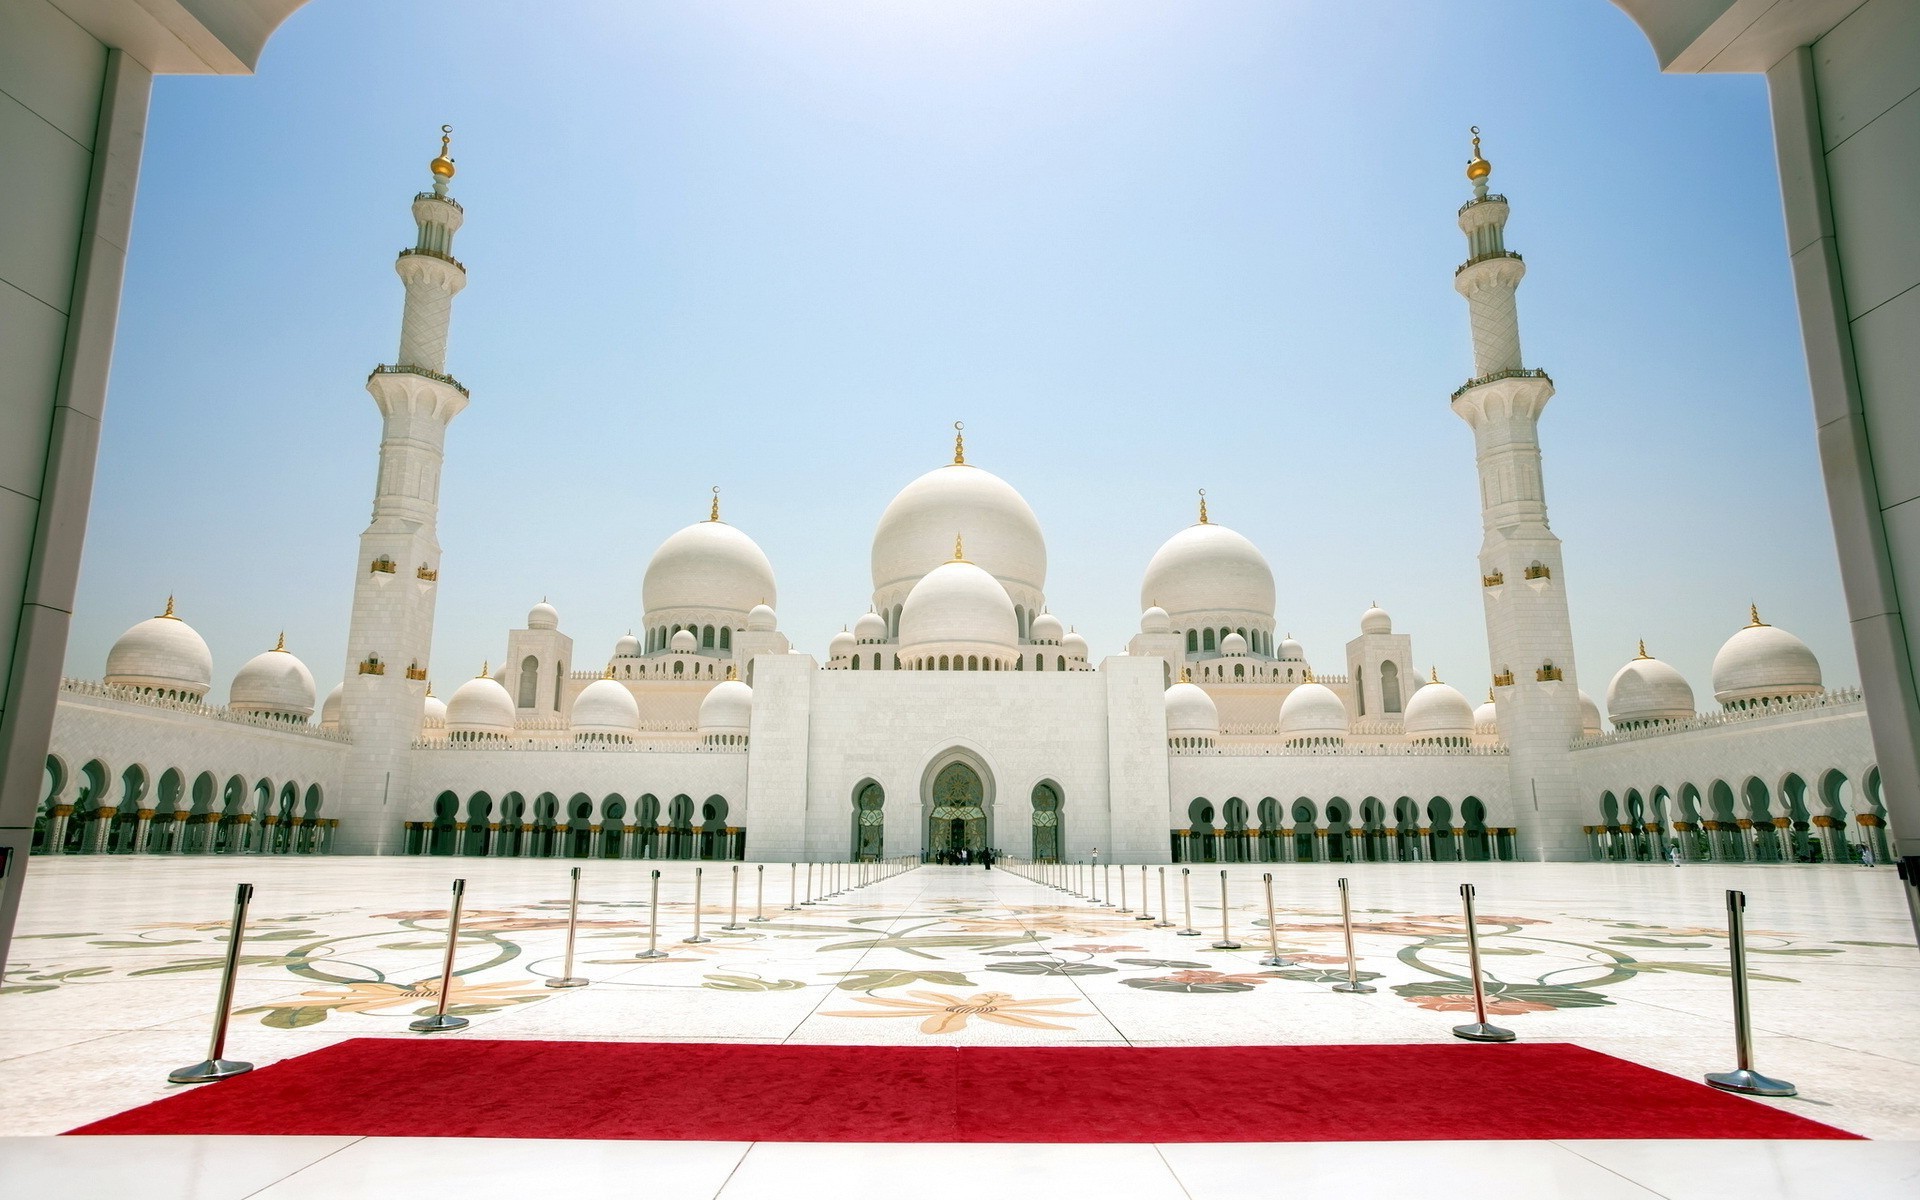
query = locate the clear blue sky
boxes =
[71,0,1853,713]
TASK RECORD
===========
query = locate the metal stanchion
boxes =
[1118,863,1131,913]
[1101,863,1115,907]
[785,862,800,911]
[751,863,769,922]
[636,869,668,958]
[803,862,815,904]
[684,866,711,943]
[1212,870,1241,949]
[722,864,744,930]
[1450,883,1514,1042]
[1331,876,1373,993]
[410,878,471,1032]
[1155,867,1173,928]
[546,866,589,988]
[1705,889,1796,1096]
[1178,867,1201,936]
[169,882,256,1082]
[1258,872,1294,968]
[1136,864,1154,921]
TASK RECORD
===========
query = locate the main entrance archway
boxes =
[926,760,989,859]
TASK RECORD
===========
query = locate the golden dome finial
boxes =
[273,631,286,652]
[426,680,435,697]
[1429,664,1440,684]
[478,660,489,678]
[1748,603,1767,628]
[1197,488,1209,525]
[1486,687,1495,704]
[1466,125,1491,184]
[160,594,176,620]
[1180,666,1192,684]
[953,421,966,465]
[953,533,966,561]
[430,124,456,180]
[1635,639,1650,659]
[709,485,720,523]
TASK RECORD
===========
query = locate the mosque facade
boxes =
[33,134,1889,869]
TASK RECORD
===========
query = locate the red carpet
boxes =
[69,1040,1856,1142]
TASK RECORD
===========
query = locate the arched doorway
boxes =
[1029,782,1061,862]
[926,761,988,861]
[853,781,885,861]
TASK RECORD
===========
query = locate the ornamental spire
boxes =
[953,533,966,561]
[709,486,720,523]
[1198,488,1209,525]
[1466,125,1491,198]
[1429,664,1440,684]
[274,631,286,652]
[478,661,489,678]
[160,594,176,619]
[429,124,456,195]
[953,421,965,465]
[1635,639,1650,659]
[1748,603,1767,627]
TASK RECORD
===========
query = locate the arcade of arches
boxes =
[33,755,333,857]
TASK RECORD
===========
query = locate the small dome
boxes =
[670,629,697,653]
[643,518,778,618]
[1606,644,1695,727]
[1063,631,1089,661]
[613,632,642,657]
[1165,680,1219,736]
[1577,690,1603,738]
[527,600,559,631]
[899,557,1018,655]
[829,629,857,660]
[1140,520,1276,624]
[1220,632,1248,656]
[446,673,515,736]
[1280,682,1349,740]
[699,677,753,734]
[747,604,778,632]
[1711,609,1821,707]
[1360,605,1392,635]
[1472,694,1498,733]
[572,677,639,737]
[1030,612,1064,644]
[854,611,888,643]
[423,691,448,725]
[104,600,214,699]
[320,683,344,731]
[1277,634,1304,662]
[229,637,316,719]
[1403,677,1473,741]
[1140,606,1172,634]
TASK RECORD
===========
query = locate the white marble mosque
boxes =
[35,132,1886,870]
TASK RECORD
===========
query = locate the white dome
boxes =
[613,632,642,657]
[572,677,639,736]
[1140,521,1275,622]
[104,603,213,698]
[1030,612,1064,644]
[1578,690,1603,738]
[1360,605,1392,635]
[1403,678,1473,740]
[527,600,559,630]
[643,519,778,617]
[446,674,515,736]
[1164,681,1219,735]
[1063,631,1089,661]
[699,678,753,734]
[854,611,888,643]
[1220,632,1248,656]
[747,604,778,632]
[229,639,315,719]
[899,558,1018,654]
[1607,646,1696,727]
[1280,682,1349,739]
[829,629,857,660]
[872,462,1046,604]
[321,683,344,730]
[423,691,448,725]
[1473,695,1498,732]
[670,629,697,653]
[1277,634,1304,661]
[1140,606,1172,634]
[1712,612,1821,707]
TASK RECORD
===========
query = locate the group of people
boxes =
[932,846,998,868]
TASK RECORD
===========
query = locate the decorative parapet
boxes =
[369,363,469,397]
[397,246,466,272]
[416,565,438,581]
[58,678,350,742]
[1523,563,1552,580]
[412,735,743,754]
[1482,570,1504,587]
[1458,193,1507,216]
[1492,669,1515,687]
[358,656,386,676]
[1451,366,1551,400]
[405,662,428,681]
[1570,687,1865,749]
[1454,248,1523,276]
[1535,662,1563,682]
[369,555,396,574]
[1170,742,1506,759]
[414,191,463,212]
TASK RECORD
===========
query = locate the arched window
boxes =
[719,627,731,650]
[1186,630,1198,652]
[1057,655,1066,671]
[873,653,881,670]
[1203,629,1216,652]
[1234,663,1245,679]
[1381,661,1402,713]
[939,655,950,670]
[554,662,564,709]
[702,625,715,648]
[517,656,538,708]
[673,660,685,676]
[851,654,861,670]
[1035,654,1045,671]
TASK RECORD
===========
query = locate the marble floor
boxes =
[3,856,1918,1195]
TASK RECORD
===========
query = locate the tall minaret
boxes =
[337,126,470,853]
[1448,130,1583,860]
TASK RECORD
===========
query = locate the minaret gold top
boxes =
[430,125,456,180]
[709,486,721,523]
[953,421,966,465]
[1466,126,1491,182]
[1198,488,1209,525]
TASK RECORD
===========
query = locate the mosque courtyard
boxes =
[1,857,1916,1195]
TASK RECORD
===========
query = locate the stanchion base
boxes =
[682,935,711,944]
[749,916,771,923]
[1135,913,1154,921]
[1211,939,1242,949]
[721,923,745,931]
[1177,928,1202,937]
[1451,1021,1515,1043]
[545,977,588,989]
[1258,954,1296,967]
[635,949,670,959]
[168,1058,253,1084]
[1331,980,1376,994]
[408,1013,471,1033]
[782,906,800,912]
[1153,921,1175,928]
[1705,1068,1797,1097]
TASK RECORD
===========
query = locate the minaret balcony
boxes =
[1457,192,1508,216]
[1450,366,1551,401]
[368,363,469,397]
[1454,248,1523,276]
[397,246,466,273]
[414,191,463,213]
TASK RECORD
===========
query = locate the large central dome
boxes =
[1140,521,1275,623]
[643,519,778,618]
[871,462,1046,608]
